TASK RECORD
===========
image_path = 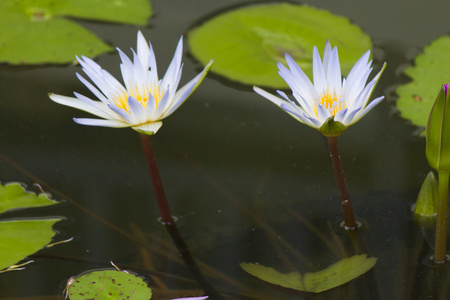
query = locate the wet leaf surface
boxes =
[188,3,371,88]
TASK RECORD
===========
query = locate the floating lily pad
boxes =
[0,0,152,64]
[396,36,450,134]
[240,254,377,293]
[66,269,152,300]
[188,3,372,88]
[0,219,61,271]
[0,182,57,214]
[0,182,62,271]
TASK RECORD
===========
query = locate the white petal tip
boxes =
[205,59,214,68]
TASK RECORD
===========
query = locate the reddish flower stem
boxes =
[327,136,357,230]
[139,133,174,224]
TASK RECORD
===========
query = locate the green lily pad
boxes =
[0,182,62,271]
[188,3,372,88]
[0,182,57,214]
[0,219,62,271]
[240,254,377,293]
[396,36,450,135]
[66,269,152,300]
[0,0,152,65]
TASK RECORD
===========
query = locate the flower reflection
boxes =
[171,297,208,300]
[50,31,213,135]
[254,41,385,136]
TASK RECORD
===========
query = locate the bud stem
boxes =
[434,170,449,263]
[327,136,357,230]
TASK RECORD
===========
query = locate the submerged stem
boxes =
[434,171,449,263]
[327,136,357,230]
[139,133,174,224]
[165,223,224,299]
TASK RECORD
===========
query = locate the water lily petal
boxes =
[171,297,208,300]
[108,103,135,124]
[165,83,194,118]
[78,56,126,99]
[76,73,108,104]
[136,31,152,74]
[317,103,332,123]
[312,46,327,93]
[166,60,213,117]
[74,118,128,127]
[161,37,183,94]
[351,62,386,112]
[302,113,324,128]
[292,90,316,118]
[254,86,287,107]
[342,106,361,125]
[145,92,157,120]
[351,79,376,111]
[154,86,171,119]
[50,94,112,120]
[280,54,315,100]
[322,40,332,76]
[350,96,384,125]
[344,66,372,107]
[280,102,317,126]
[334,107,348,123]
[276,90,291,102]
[127,96,146,123]
[326,46,342,93]
[118,48,136,92]
[345,50,371,89]
[146,39,159,83]
[131,49,148,96]
[73,92,119,119]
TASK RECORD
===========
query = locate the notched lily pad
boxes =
[0,182,62,271]
[0,218,62,271]
[396,36,450,134]
[188,3,372,88]
[0,0,152,64]
[66,269,152,300]
[241,254,377,293]
[0,182,57,214]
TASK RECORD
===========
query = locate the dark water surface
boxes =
[1,0,450,299]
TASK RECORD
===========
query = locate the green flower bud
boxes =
[415,171,438,219]
[426,84,450,171]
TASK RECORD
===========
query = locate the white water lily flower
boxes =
[49,31,213,135]
[254,41,386,136]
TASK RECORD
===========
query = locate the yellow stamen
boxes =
[113,83,165,112]
[314,87,345,117]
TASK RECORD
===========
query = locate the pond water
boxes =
[1,0,450,299]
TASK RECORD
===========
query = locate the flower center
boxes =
[113,83,164,112]
[315,87,345,117]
